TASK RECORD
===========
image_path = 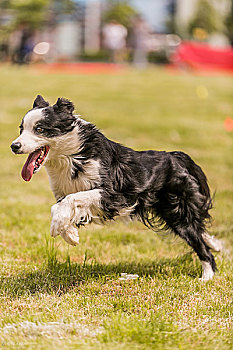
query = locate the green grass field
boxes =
[0,65,232,349]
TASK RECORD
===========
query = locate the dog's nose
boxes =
[11,142,22,153]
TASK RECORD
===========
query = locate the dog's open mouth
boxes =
[21,146,49,182]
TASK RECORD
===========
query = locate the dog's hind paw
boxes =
[200,261,215,281]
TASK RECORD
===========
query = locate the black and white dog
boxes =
[11,95,221,280]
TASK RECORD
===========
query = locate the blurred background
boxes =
[0,0,233,70]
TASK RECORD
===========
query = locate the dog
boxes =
[11,95,222,281]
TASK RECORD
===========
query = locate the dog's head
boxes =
[11,95,78,181]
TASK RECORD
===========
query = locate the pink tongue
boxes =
[21,149,42,182]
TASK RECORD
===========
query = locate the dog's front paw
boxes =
[50,201,79,246]
[61,225,79,246]
[50,201,71,236]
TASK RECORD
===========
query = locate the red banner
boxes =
[172,41,233,72]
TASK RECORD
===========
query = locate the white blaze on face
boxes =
[13,108,47,154]
[23,108,45,129]
[12,108,51,182]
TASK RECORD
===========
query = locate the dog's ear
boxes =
[33,95,49,108]
[53,98,74,114]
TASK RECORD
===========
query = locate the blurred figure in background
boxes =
[9,24,34,64]
[131,15,150,68]
[102,20,128,63]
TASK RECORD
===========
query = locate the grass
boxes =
[0,64,232,349]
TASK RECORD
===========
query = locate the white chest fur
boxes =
[45,156,100,200]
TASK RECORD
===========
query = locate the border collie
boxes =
[11,95,222,281]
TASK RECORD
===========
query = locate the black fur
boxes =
[19,96,76,136]
[34,97,77,138]
[33,95,49,108]
[74,122,216,272]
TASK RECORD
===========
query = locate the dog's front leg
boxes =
[50,198,79,246]
[50,189,102,246]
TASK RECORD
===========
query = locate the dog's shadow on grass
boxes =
[0,253,201,297]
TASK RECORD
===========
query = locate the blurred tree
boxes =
[103,1,137,29]
[9,0,50,29]
[1,0,78,30]
[225,0,233,45]
[166,0,177,34]
[0,0,9,9]
[188,0,223,37]
[51,0,78,16]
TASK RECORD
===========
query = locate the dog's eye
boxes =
[19,126,23,135]
[35,126,43,133]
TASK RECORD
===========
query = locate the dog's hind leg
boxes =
[154,172,217,280]
[160,213,217,281]
[174,226,217,281]
[158,214,217,281]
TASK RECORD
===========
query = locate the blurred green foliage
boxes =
[6,0,49,29]
[0,0,78,30]
[225,1,233,44]
[188,0,224,35]
[103,1,137,29]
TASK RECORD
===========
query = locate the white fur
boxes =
[13,111,103,245]
[50,189,102,245]
[13,130,48,154]
[37,124,101,199]
[23,108,46,129]
[202,233,222,252]
[12,108,48,154]
[45,156,100,200]
[43,124,103,242]
[201,261,215,281]
[12,111,83,156]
